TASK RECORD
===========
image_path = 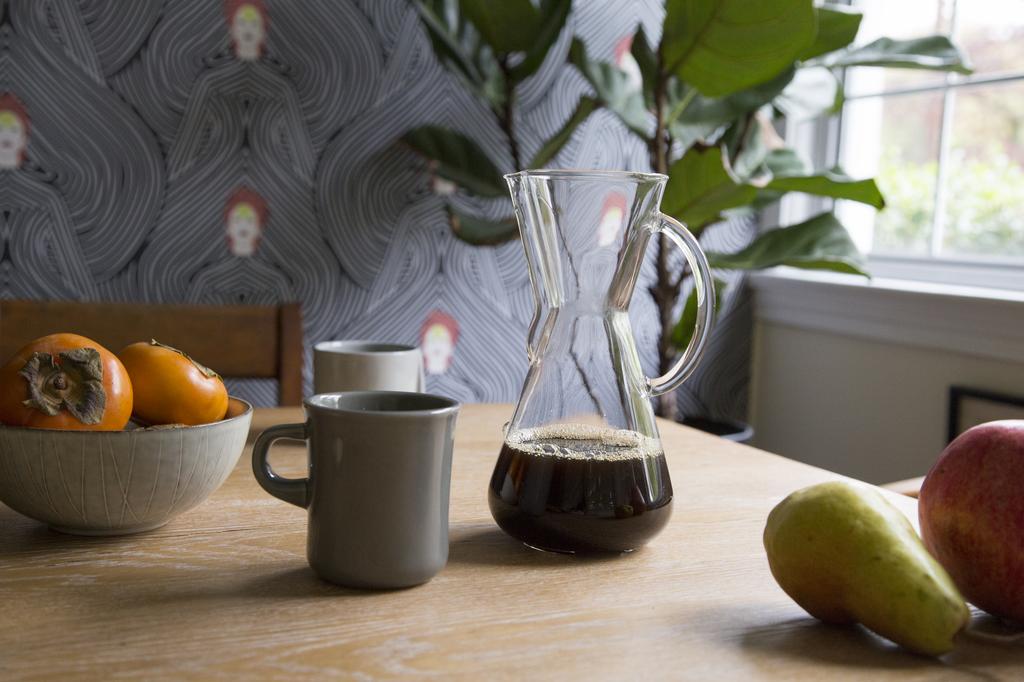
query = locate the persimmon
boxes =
[119,340,228,426]
[0,333,133,430]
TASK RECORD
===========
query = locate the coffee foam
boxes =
[504,423,662,461]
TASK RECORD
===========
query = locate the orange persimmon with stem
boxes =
[118,340,228,426]
[0,333,133,430]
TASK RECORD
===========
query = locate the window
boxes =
[787,0,1024,290]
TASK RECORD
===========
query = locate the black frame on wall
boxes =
[947,385,1024,443]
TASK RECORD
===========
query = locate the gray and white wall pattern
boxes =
[0,0,752,422]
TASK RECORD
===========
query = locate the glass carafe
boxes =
[489,170,715,554]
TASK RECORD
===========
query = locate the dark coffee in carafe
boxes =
[494,170,715,555]
[488,424,673,554]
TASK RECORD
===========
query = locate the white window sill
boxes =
[749,268,1024,364]
[866,255,1024,291]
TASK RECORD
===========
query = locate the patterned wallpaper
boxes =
[0,0,752,422]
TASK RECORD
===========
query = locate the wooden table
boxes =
[1,405,1020,680]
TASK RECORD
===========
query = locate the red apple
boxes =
[919,420,1024,623]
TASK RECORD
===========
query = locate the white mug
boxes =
[313,341,424,394]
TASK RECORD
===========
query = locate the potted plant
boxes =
[402,0,970,425]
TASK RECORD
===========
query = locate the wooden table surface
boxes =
[1,404,1020,680]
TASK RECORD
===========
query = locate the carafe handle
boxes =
[645,214,716,397]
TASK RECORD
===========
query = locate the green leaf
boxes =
[823,36,972,73]
[529,96,599,168]
[666,68,794,148]
[774,66,841,119]
[458,0,539,53]
[798,5,863,61]
[508,0,571,82]
[413,1,483,86]
[764,148,809,176]
[569,38,648,136]
[743,146,806,187]
[728,114,780,181]
[767,169,885,208]
[631,26,658,108]
[413,1,506,110]
[476,48,508,111]
[671,278,727,352]
[669,120,726,151]
[706,212,867,274]
[745,148,807,208]
[662,0,816,97]
[665,80,722,149]
[663,146,758,229]
[402,126,506,197]
[673,67,795,128]
[749,190,784,210]
[447,208,519,245]
[756,149,884,209]
[667,120,724,151]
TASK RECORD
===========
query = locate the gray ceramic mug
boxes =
[313,341,424,394]
[252,391,460,589]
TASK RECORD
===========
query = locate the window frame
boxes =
[781,0,1024,292]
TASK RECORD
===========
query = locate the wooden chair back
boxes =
[0,300,303,406]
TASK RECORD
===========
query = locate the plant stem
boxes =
[498,60,523,170]
[649,59,684,419]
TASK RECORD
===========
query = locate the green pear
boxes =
[763,481,969,656]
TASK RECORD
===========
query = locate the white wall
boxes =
[748,272,1024,485]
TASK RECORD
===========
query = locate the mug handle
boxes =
[252,422,309,508]
[644,213,716,398]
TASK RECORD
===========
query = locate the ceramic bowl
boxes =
[0,397,252,535]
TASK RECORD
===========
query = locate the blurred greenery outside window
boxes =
[784,0,1024,289]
